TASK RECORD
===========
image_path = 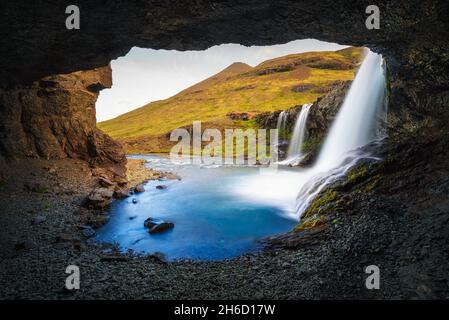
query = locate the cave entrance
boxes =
[93,39,367,261]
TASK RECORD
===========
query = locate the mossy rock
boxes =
[301,189,338,220]
[294,214,329,232]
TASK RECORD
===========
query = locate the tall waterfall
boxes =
[232,50,387,221]
[276,111,288,139]
[295,50,387,218]
[314,51,387,171]
[286,103,312,161]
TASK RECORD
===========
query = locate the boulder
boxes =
[149,222,174,234]
[144,217,159,228]
[134,184,145,193]
[156,185,168,190]
[85,187,114,209]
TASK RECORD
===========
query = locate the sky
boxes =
[96,39,348,122]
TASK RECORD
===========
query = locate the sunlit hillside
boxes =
[99,47,363,151]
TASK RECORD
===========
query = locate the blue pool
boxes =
[95,155,298,261]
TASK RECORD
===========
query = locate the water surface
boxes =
[95,155,297,261]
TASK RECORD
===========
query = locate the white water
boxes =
[294,50,387,218]
[276,110,288,139]
[315,51,387,171]
[286,103,313,161]
[233,50,387,220]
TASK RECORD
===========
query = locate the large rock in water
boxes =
[149,222,174,234]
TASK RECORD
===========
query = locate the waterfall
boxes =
[232,50,387,221]
[295,50,387,218]
[276,111,288,139]
[314,50,386,171]
[287,103,312,160]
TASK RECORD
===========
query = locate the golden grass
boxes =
[99,47,363,142]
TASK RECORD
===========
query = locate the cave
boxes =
[1,0,449,300]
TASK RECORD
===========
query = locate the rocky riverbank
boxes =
[1,135,449,299]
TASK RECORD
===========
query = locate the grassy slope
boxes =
[99,47,363,147]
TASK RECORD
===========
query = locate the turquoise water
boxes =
[95,155,297,261]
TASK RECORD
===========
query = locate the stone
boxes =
[134,184,145,193]
[156,185,168,190]
[132,198,138,204]
[114,188,129,199]
[81,226,96,238]
[149,222,174,234]
[85,187,114,209]
[144,217,159,228]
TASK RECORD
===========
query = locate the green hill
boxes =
[99,47,364,153]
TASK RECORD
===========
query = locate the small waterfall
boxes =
[295,50,387,218]
[276,111,288,139]
[278,103,312,165]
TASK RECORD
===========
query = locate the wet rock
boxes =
[81,226,96,238]
[149,222,174,234]
[144,217,158,228]
[114,188,129,199]
[148,252,167,263]
[156,185,168,190]
[132,198,138,204]
[134,184,145,193]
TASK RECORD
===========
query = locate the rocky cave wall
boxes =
[0,0,448,176]
[0,66,126,180]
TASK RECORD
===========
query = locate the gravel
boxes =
[1,155,448,299]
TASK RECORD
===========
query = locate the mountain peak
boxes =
[222,62,252,73]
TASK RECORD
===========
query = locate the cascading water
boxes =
[277,111,288,139]
[233,49,387,221]
[314,50,387,171]
[286,103,312,161]
[295,50,387,218]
